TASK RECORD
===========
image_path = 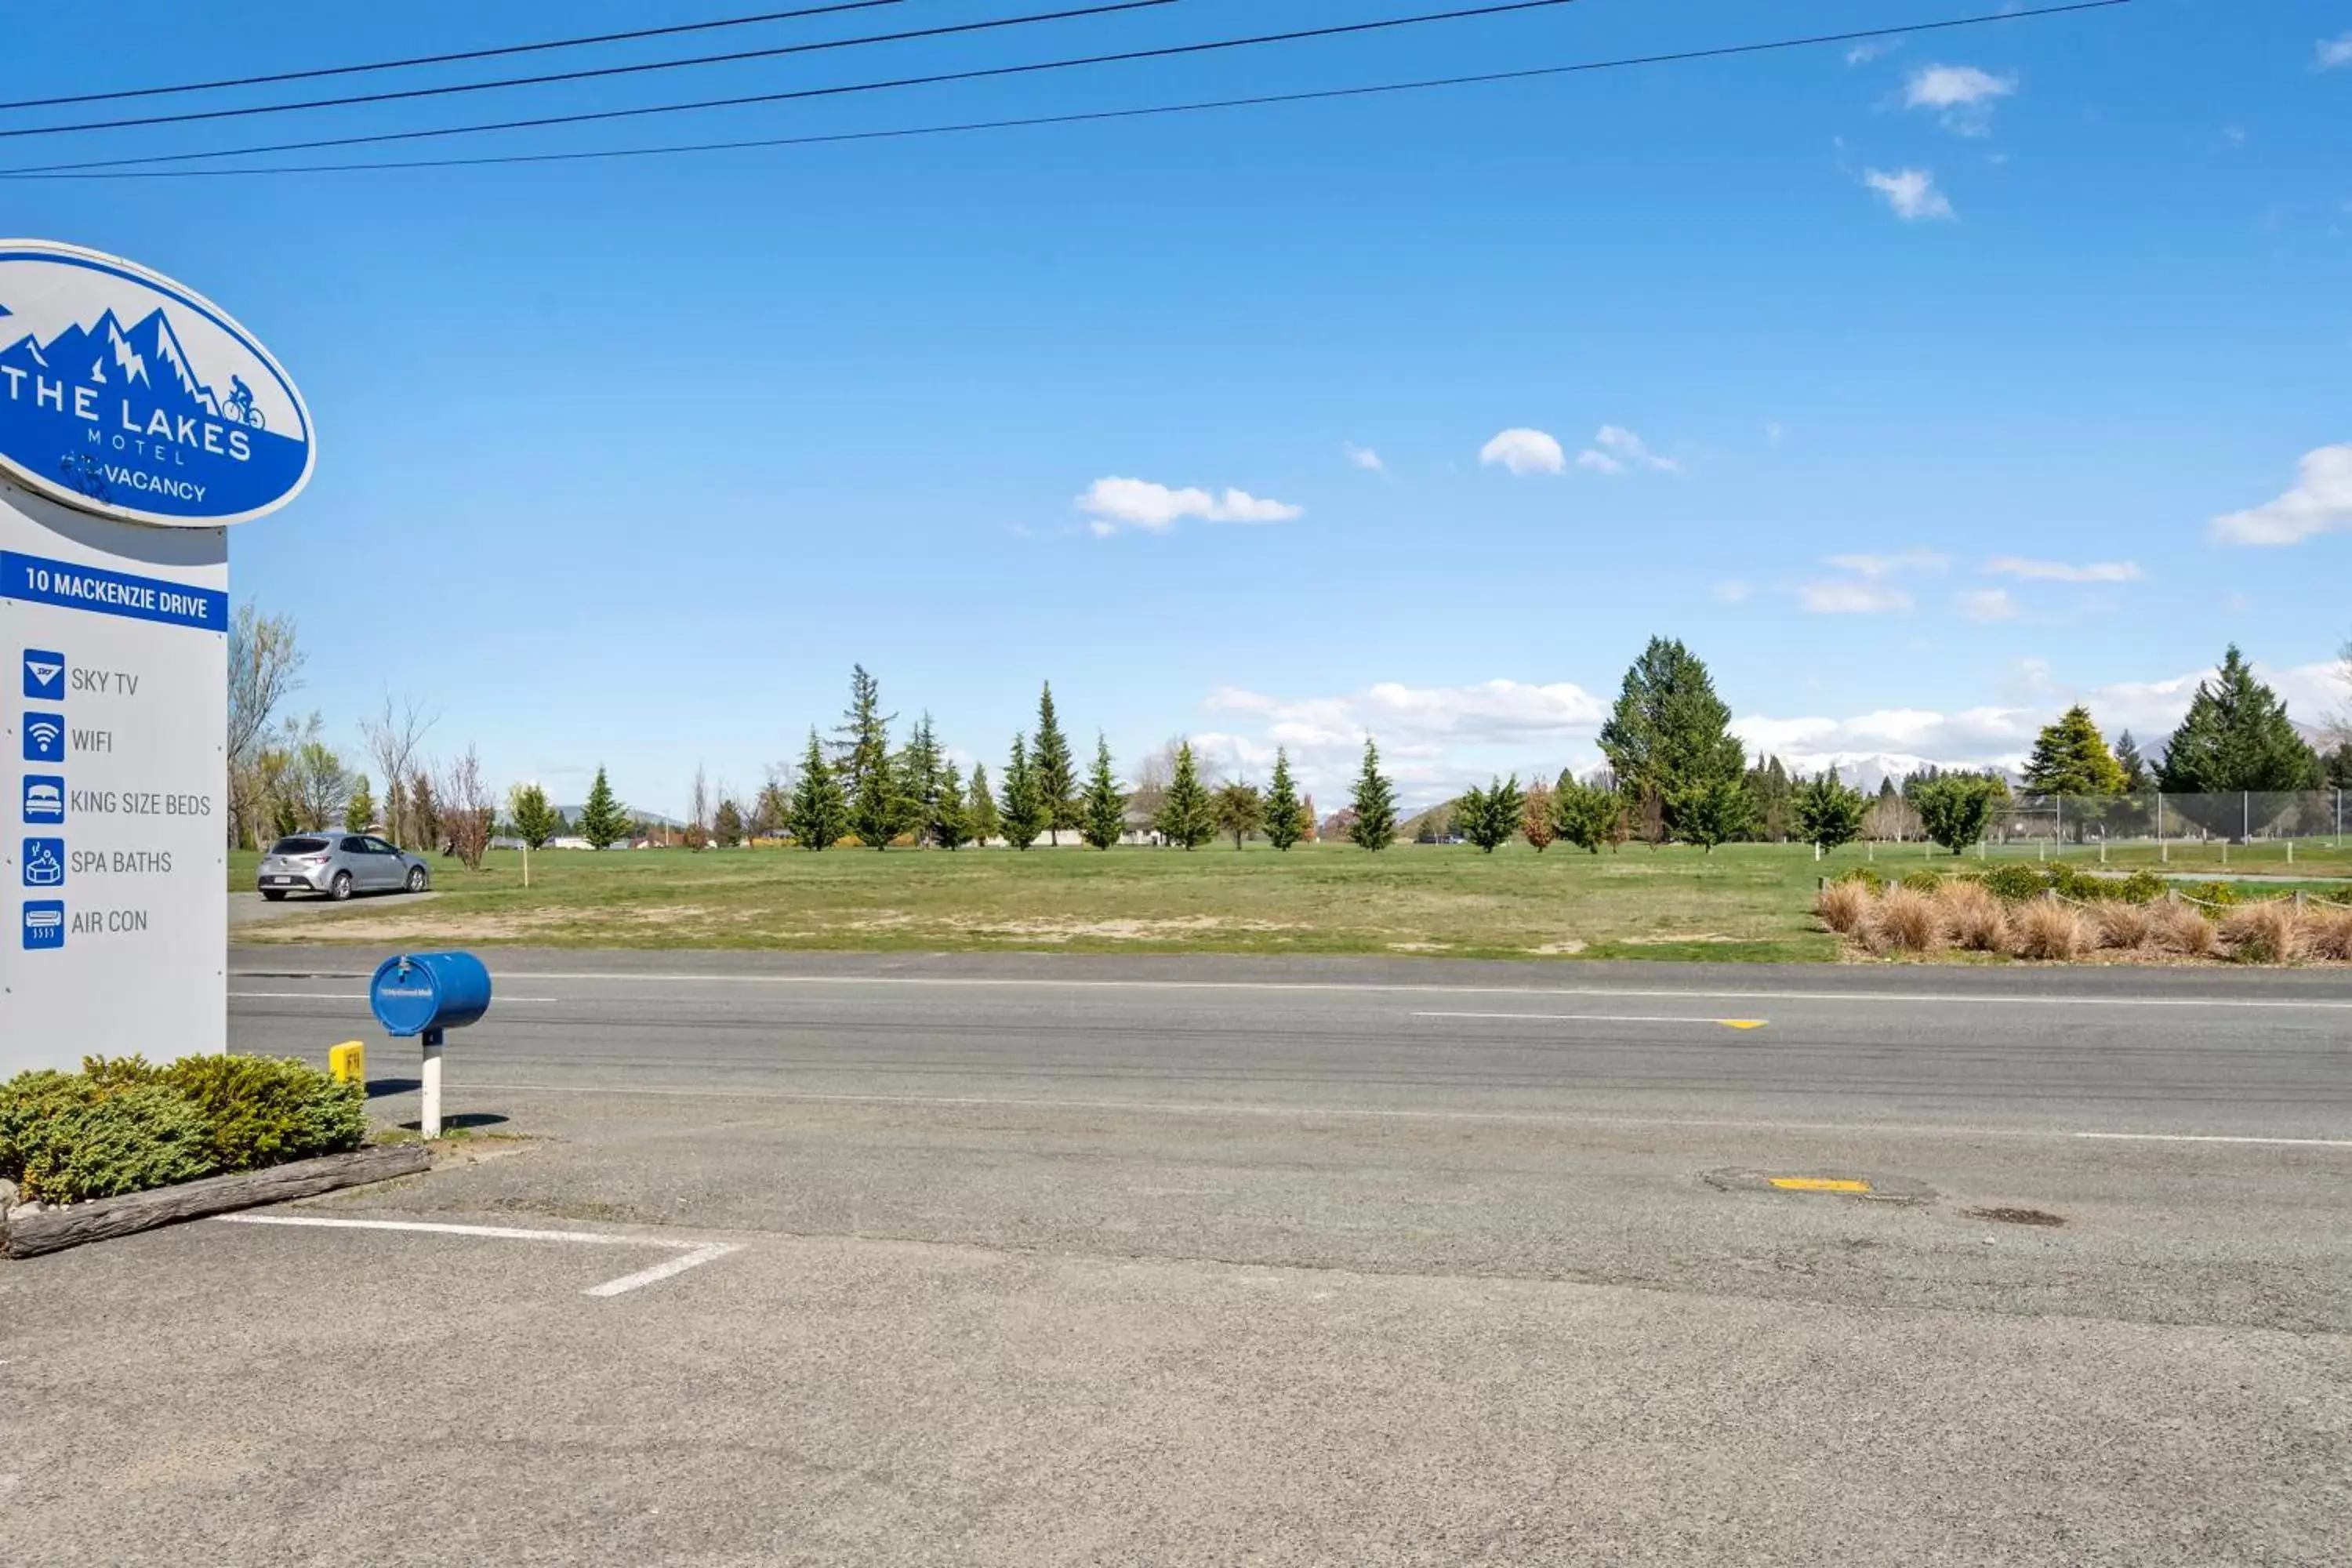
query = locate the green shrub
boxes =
[1836,866,1886,894]
[1898,869,1944,894]
[2114,868,2169,905]
[0,1072,217,1203]
[2183,880,2241,909]
[2045,862,2108,902]
[1979,864,2049,902]
[85,1054,368,1173]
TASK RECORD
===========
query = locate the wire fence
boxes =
[1858,789,2352,861]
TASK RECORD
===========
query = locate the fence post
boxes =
[2157,791,2166,864]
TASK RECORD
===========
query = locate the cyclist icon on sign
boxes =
[223,376,266,432]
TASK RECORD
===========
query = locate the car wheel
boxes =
[406,866,429,894]
[261,890,288,902]
[328,871,354,902]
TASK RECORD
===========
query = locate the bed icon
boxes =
[22,775,64,823]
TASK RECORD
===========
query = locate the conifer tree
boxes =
[833,664,895,811]
[1790,768,1866,855]
[933,760,972,849]
[1348,738,1398,850]
[713,798,744,848]
[2158,646,2322,840]
[1154,740,1217,850]
[2113,730,2151,793]
[1033,683,1078,846]
[575,768,628,850]
[1457,775,1524,853]
[788,729,847,851]
[1000,735,1047,849]
[1913,773,2007,855]
[345,775,376,834]
[1262,750,1306,851]
[753,779,790,841]
[1551,771,1624,855]
[2023,706,2128,797]
[1079,735,1127,850]
[508,782,560,850]
[1598,637,1746,844]
[898,713,945,845]
[967,762,1001,845]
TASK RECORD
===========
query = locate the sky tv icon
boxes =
[22,898,64,950]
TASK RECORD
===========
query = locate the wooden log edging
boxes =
[1,1142,431,1260]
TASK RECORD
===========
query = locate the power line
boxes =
[0,2,2131,183]
[1,0,1586,174]
[0,0,1184,141]
[0,1,915,114]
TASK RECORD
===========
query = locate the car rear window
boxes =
[269,837,330,855]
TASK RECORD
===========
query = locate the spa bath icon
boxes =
[0,242,314,526]
[21,837,63,887]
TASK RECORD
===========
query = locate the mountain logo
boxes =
[0,241,314,526]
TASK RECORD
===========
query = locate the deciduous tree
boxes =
[1551,772,1624,855]
[1791,768,1866,855]
[1457,775,1524,853]
[227,604,305,848]
[1214,780,1265,849]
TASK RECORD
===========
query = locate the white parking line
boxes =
[212,1214,742,1296]
[2073,1132,2352,1149]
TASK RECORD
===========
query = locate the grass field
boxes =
[227,836,2352,962]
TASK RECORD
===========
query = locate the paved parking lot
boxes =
[3,950,2347,1564]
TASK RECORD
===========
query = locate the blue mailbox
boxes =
[368,953,491,1142]
[368,951,493,1040]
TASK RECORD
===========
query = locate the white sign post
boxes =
[0,241,312,1077]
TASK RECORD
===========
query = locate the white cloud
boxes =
[1202,677,1606,807]
[1822,548,1952,578]
[1903,64,2016,134]
[2209,444,2352,546]
[1345,443,1386,474]
[2319,33,2352,70]
[1077,477,1304,535]
[1864,167,1955,221]
[1479,427,1566,477]
[1801,580,1915,615]
[1846,41,1900,66]
[1576,424,1679,475]
[1983,556,2144,583]
[1958,588,2021,622]
[1711,579,1754,603]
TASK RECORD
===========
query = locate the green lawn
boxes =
[228,837,2352,962]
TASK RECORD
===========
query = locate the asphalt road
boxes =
[5,949,2347,1564]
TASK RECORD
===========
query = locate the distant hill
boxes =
[555,805,684,829]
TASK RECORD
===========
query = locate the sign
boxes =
[0,241,314,527]
[0,240,291,1074]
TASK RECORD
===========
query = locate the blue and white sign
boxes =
[21,772,64,823]
[22,837,64,887]
[22,647,63,699]
[21,898,64,950]
[0,241,314,526]
[22,711,63,761]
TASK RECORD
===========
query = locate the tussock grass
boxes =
[2093,901,2157,952]
[1936,881,2009,953]
[1870,887,1943,953]
[2222,901,2302,965]
[2010,899,2091,961]
[1817,879,1873,937]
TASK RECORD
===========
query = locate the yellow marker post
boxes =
[1769,1177,1871,1194]
[328,1040,366,1087]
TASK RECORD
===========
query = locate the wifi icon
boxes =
[22,712,64,763]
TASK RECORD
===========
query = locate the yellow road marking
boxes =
[1769,1177,1872,1193]
[1718,1019,1767,1029]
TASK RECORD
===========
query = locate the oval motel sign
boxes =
[0,240,313,526]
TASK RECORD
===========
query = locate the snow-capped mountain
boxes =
[5,306,224,418]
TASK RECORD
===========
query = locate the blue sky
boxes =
[7,0,2347,811]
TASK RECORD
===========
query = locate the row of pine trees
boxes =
[536,637,2348,855]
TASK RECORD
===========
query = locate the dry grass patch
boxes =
[1817,879,1872,937]
[2154,903,2219,958]
[2093,901,2157,953]
[2010,899,2091,961]
[1936,881,2009,953]
[1869,887,1943,953]
[2221,901,2301,964]
[2307,906,2352,962]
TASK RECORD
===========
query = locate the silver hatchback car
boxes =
[257,833,432,901]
